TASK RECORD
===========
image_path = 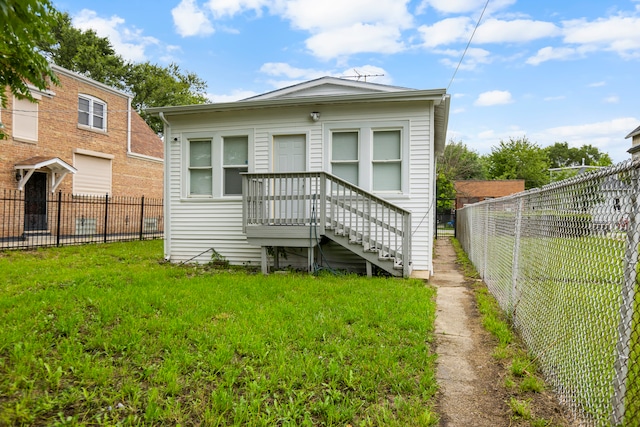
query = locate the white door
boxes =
[274,134,306,172]
[273,135,307,223]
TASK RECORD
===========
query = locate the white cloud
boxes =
[306,23,405,59]
[474,18,560,43]
[72,9,159,62]
[533,117,639,161]
[474,90,513,106]
[208,89,259,102]
[205,0,269,18]
[418,17,473,48]
[588,81,607,87]
[562,14,640,59]
[604,95,620,104]
[260,62,331,79]
[172,0,214,37]
[283,0,413,31]
[258,63,393,87]
[525,46,585,65]
[417,0,516,15]
[437,47,492,70]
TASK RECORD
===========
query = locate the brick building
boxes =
[1,64,163,198]
[454,179,525,209]
[0,64,163,237]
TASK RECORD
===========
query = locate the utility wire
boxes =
[446,0,491,92]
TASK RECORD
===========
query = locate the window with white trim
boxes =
[189,139,213,196]
[331,131,359,185]
[78,95,106,131]
[372,130,401,191]
[223,136,248,196]
[183,131,252,198]
[325,121,408,194]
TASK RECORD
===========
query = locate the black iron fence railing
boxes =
[0,188,163,250]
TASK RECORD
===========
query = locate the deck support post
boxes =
[261,246,268,275]
[366,260,372,277]
[308,246,314,273]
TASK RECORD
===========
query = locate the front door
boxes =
[24,172,48,231]
[274,135,307,223]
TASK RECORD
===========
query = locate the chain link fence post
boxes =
[610,171,639,426]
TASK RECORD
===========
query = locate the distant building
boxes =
[454,180,525,209]
[626,124,640,159]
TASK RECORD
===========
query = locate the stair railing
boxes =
[242,172,412,276]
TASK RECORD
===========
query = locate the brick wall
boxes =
[0,67,163,199]
[454,180,525,209]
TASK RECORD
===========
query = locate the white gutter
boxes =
[127,96,132,155]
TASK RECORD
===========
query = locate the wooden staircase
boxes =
[242,172,411,277]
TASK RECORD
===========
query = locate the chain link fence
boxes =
[457,160,639,426]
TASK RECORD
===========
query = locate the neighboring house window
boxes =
[13,95,39,142]
[223,136,248,196]
[189,139,213,196]
[73,151,113,195]
[372,130,401,191]
[331,131,359,185]
[78,95,106,131]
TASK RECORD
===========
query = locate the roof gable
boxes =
[626,124,640,139]
[245,77,413,101]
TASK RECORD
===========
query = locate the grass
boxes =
[0,240,439,426]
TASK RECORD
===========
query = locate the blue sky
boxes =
[52,0,640,163]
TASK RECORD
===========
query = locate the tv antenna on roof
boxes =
[340,69,384,82]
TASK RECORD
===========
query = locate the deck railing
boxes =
[242,172,412,276]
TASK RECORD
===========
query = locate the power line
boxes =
[446,0,491,92]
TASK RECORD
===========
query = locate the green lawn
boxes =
[0,241,438,426]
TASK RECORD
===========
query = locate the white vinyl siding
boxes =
[78,94,106,131]
[373,130,401,191]
[165,101,434,273]
[74,153,112,195]
[13,95,40,142]
[331,131,359,185]
[223,136,248,195]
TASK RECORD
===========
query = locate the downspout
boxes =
[159,111,172,261]
[127,96,132,154]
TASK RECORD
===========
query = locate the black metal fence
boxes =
[0,188,163,250]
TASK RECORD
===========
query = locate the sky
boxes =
[52,0,640,163]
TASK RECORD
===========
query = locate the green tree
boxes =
[127,62,208,133]
[437,140,485,209]
[546,142,613,181]
[1,0,60,136]
[484,137,550,190]
[39,12,209,133]
[42,12,127,89]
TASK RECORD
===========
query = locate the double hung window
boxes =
[372,130,401,191]
[331,131,359,185]
[78,95,106,131]
[185,132,251,198]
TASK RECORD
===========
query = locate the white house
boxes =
[149,77,450,277]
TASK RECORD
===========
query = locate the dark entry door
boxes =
[24,172,48,231]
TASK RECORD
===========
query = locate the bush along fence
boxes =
[0,189,163,250]
[457,160,640,427]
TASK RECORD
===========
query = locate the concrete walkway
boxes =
[431,237,505,426]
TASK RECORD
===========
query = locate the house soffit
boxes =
[14,156,77,192]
